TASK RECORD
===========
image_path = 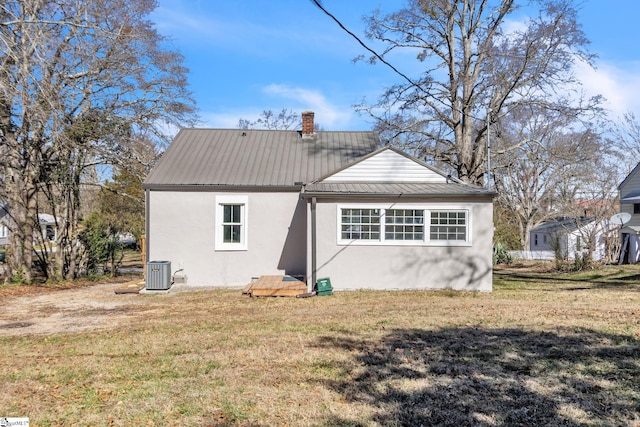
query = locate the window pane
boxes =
[224,205,241,223]
[223,225,241,243]
[223,204,242,224]
[223,205,232,223]
[232,205,241,223]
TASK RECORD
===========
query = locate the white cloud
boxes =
[574,59,640,117]
[152,1,359,58]
[196,84,364,130]
[199,111,247,129]
[152,4,221,39]
[495,14,640,119]
[152,4,272,54]
[261,84,351,128]
[501,17,529,37]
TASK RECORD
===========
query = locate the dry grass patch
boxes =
[1,265,640,425]
[0,274,141,299]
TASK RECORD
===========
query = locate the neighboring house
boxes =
[143,112,496,291]
[529,217,613,261]
[0,202,9,247]
[0,203,57,247]
[37,214,57,242]
[619,162,640,263]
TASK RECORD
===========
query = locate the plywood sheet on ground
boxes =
[114,280,145,294]
[242,275,307,297]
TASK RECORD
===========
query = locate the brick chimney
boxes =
[301,111,315,137]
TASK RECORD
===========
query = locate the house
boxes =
[0,202,8,247]
[143,112,496,291]
[0,203,57,247]
[529,217,613,261]
[618,162,640,263]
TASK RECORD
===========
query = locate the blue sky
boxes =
[151,0,640,131]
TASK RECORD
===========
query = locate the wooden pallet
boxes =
[242,275,307,297]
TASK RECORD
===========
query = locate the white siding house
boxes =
[0,203,9,247]
[143,112,496,291]
[0,204,57,247]
[619,162,640,263]
[529,217,613,261]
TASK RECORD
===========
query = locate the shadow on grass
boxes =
[494,270,640,291]
[314,327,640,426]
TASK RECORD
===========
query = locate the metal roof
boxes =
[143,129,380,189]
[302,182,495,198]
[531,217,595,234]
[622,225,640,235]
[621,191,640,203]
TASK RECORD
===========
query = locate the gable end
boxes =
[322,148,448,183]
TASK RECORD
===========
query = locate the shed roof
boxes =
[531,217,595,234]
[143,129,380,189]
[621,191,640,203]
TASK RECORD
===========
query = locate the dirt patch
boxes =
[0,275,141,299]
[0,278,150,336]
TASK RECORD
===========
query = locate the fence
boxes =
[508,250,555,261]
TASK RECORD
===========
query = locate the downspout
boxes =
[311,196,317,292]
[486,108,491,189]
[145,188,150,274]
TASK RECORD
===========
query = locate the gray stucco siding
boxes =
[148,191,306,286]
[308,198,493,291]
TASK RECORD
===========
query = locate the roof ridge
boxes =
[177,128,377,133]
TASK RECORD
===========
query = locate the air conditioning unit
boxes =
[146,261,171,290]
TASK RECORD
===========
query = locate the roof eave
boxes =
[301,191,496,199]
[143,184,303,192]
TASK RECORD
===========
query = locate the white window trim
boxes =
[336,203,472,247]
[215,195,248,251]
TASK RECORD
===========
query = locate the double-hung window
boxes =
[222,205,242,243]
[385,209,424,241]
[215,195,248,250]
[341,208,380,240]
[429,210,467,242]
[338,205,469,246]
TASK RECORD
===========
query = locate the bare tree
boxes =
[562,160,619,266]
[0,0,197,282]
[238,109,301,130]
[492,105,603,250]
[610,112,640,174]
[346,0,600,185]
